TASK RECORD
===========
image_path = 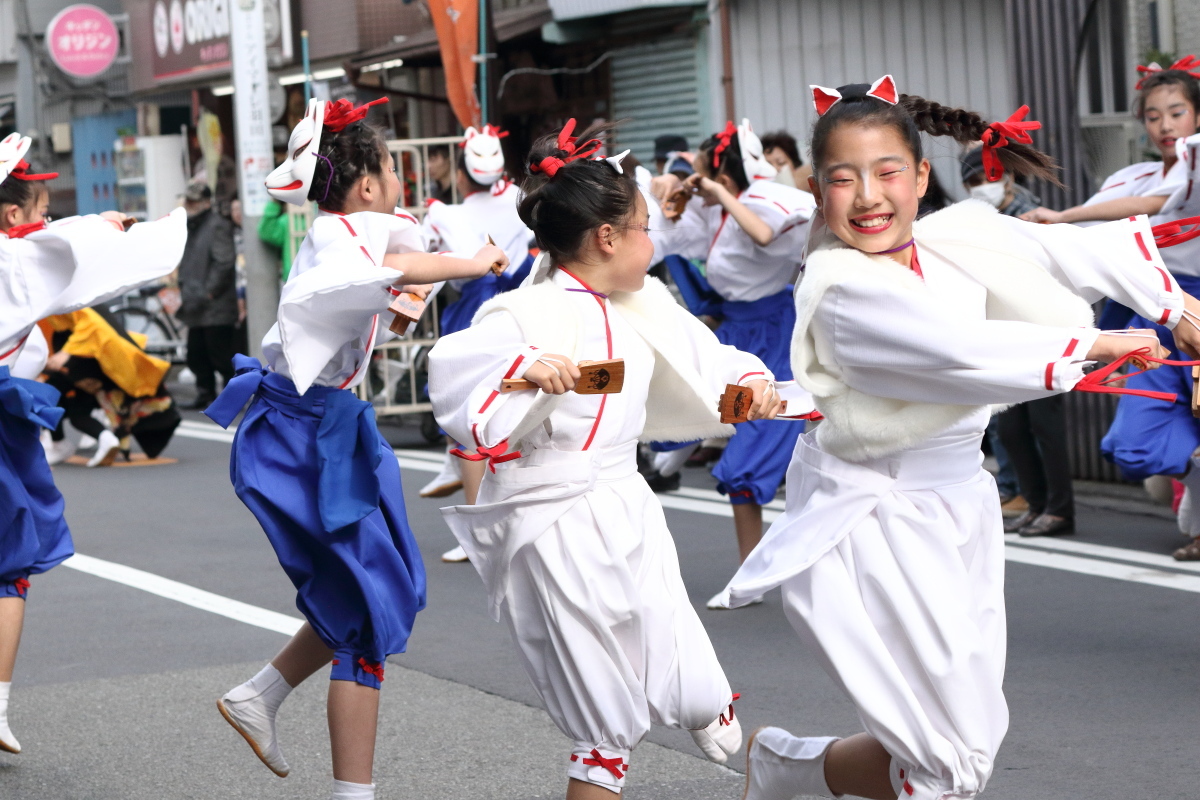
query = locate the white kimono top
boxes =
[261,208,427,394]
[421,181,532,289]
[675,179,816,302]
[1078,158,1186,229]
[0,210,188,373]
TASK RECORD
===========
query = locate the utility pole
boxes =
[229,0,279,359]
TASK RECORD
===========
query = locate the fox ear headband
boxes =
[710,117,778,182]
[0,132,58,187]
[810,74,1040,183]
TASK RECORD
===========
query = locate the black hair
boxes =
[308,120,389,210]
[517,121,640,265]
[760,131,803,167]
[698,131,750,192]
[1135,70,1200,119]
[0,176,47,219]
[810,85,1060,186]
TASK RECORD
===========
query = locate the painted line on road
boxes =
[171,422,1200,597]
[62,553,304,636]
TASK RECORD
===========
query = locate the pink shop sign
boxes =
[46,4,120,79]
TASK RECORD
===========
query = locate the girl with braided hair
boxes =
[721,76,1200,800]
[427,120,785,798]
[205,98,503,800]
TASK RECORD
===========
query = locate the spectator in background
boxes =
[257,198,296,282]
[426,144,454,204]
[760,130,813,189]
[961,146,1041,216]
[654,134,694,177]
[177,182,238,409]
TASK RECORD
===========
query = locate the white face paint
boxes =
[969,180,1007,208]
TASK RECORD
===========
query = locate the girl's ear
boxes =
[595,223,617,256]
[915,158,931,200]
[808,175,822,208]
[1,203,21,229]
[354,173,375,205]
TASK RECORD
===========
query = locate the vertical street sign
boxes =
[229,0,279,357]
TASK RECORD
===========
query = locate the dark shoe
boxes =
[644,470,681,493]
[1003,509,1039,534]
[1018,513,1075,538]
[184,392,216,410]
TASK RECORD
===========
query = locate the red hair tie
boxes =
[10,159,58,181]
[1151,215,1200,248]
[529,118,603,179]
[1136,55,1200,89]
[322,97,389,133]
[712,120,737,168]
[980,105,1041,182]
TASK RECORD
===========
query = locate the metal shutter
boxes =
[611,33,707,167]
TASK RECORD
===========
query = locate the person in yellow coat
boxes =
[39,305,180,467]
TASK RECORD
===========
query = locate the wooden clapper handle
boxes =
[1192,365,1200,418]
[485,234,506,276]
[388,291,427,335]
[716,383,789,423]
[500,359,625,394]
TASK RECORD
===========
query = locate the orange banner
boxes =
[428,0,482,131]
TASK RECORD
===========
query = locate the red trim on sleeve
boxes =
[1159,309,1172,325]
[339,217,357,236]
[737,372,765,384]
[1134,231,1152,260]
[360,245,376,265]
[580,298,614,452]
[1044,361,1056,391]
[1063,338,1079,357]
[395,211,419,224]
[1137,169,1160,181]
[1154,264,1173,291]
[502,354,525,379]
[1103,180,1126,191]
[0,334,29,362]
[478,390,500,414]
[707,212,730,259]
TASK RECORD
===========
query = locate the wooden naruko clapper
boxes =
[501,359,625,394]
[717,383,788,423]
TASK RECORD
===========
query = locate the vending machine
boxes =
[113,134,188,221]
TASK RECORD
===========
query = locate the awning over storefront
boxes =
[349,2,554,72]
[547,0,703,22]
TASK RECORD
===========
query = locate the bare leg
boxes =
[462,458,487,506]
[733,502,764,563]
[566,778,620,800]
[270,622,334,687]
[823,733,895,800]
[328,680,379,784]
[0,597,25,682]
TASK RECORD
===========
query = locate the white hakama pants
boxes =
[780,446,1009,800]
[499,465,733,792]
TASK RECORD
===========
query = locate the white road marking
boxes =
[62,553,304,636]
[171,421,1200,598]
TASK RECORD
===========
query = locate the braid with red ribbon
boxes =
[1136,55,1200,90]
[979,105,1041,182]
[529,118,603,179]
[322,97,389,133]
[711,120,738,169]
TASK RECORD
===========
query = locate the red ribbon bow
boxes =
[9,159,58,181]
[578,749,626,780]
[712,120,738,168]
[530,118,603,178]
[12,578,29,597]
[451,440,522,473]
[980,105,1041,182]
[1151,215,1200,249]
[357,657,385,682]
[322,97,389,133]
[1136,55,1200,89]
[1073,346,1200,402]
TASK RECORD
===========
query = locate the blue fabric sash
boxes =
[720,287,795,321]
[206,354,383,532]
[0,366,64,430]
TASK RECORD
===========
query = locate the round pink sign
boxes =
[45,4,119,79]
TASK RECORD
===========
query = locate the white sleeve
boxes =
[994,214,1184,328]
[815,278,1102,405]
[742,188,816,240]
[427,310,544,449]
[674,197,716,261]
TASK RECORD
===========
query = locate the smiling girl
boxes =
[721,76,1200,800]
[429,120,782,799]
[1022,57,1200,226]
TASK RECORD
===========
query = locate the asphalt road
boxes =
[3,410,1198,799]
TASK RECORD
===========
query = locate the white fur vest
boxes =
[471,274,736,449]
[793,200,1095,462]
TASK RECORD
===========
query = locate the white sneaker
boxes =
[42,434,76,466]
[217,693,290,777]
[419,452,464,498]
[78,434,98,450]
[690,696,742,764]
[86,430,121,468]
[441,545,469,563]
[744,727,839,800]
[707,589,764,610]
[0,720,20,754]
[1180,488,1200,537]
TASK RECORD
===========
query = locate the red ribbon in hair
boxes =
[9,159,58,181]
[1073,346,1200,402]
[529,118,602,178]
[712,120,738,168]
[1136,55,1200,89]
[1151,215,1200,248]
[322,97,389,133]
[979,105,1041,182]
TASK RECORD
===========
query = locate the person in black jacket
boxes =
[177,182,238,409]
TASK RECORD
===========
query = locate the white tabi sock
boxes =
[0,681,20,753]
[218,664,293,776]
[1177,451,1200,536]
[331,778,375,800]
[745,727,839,800]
